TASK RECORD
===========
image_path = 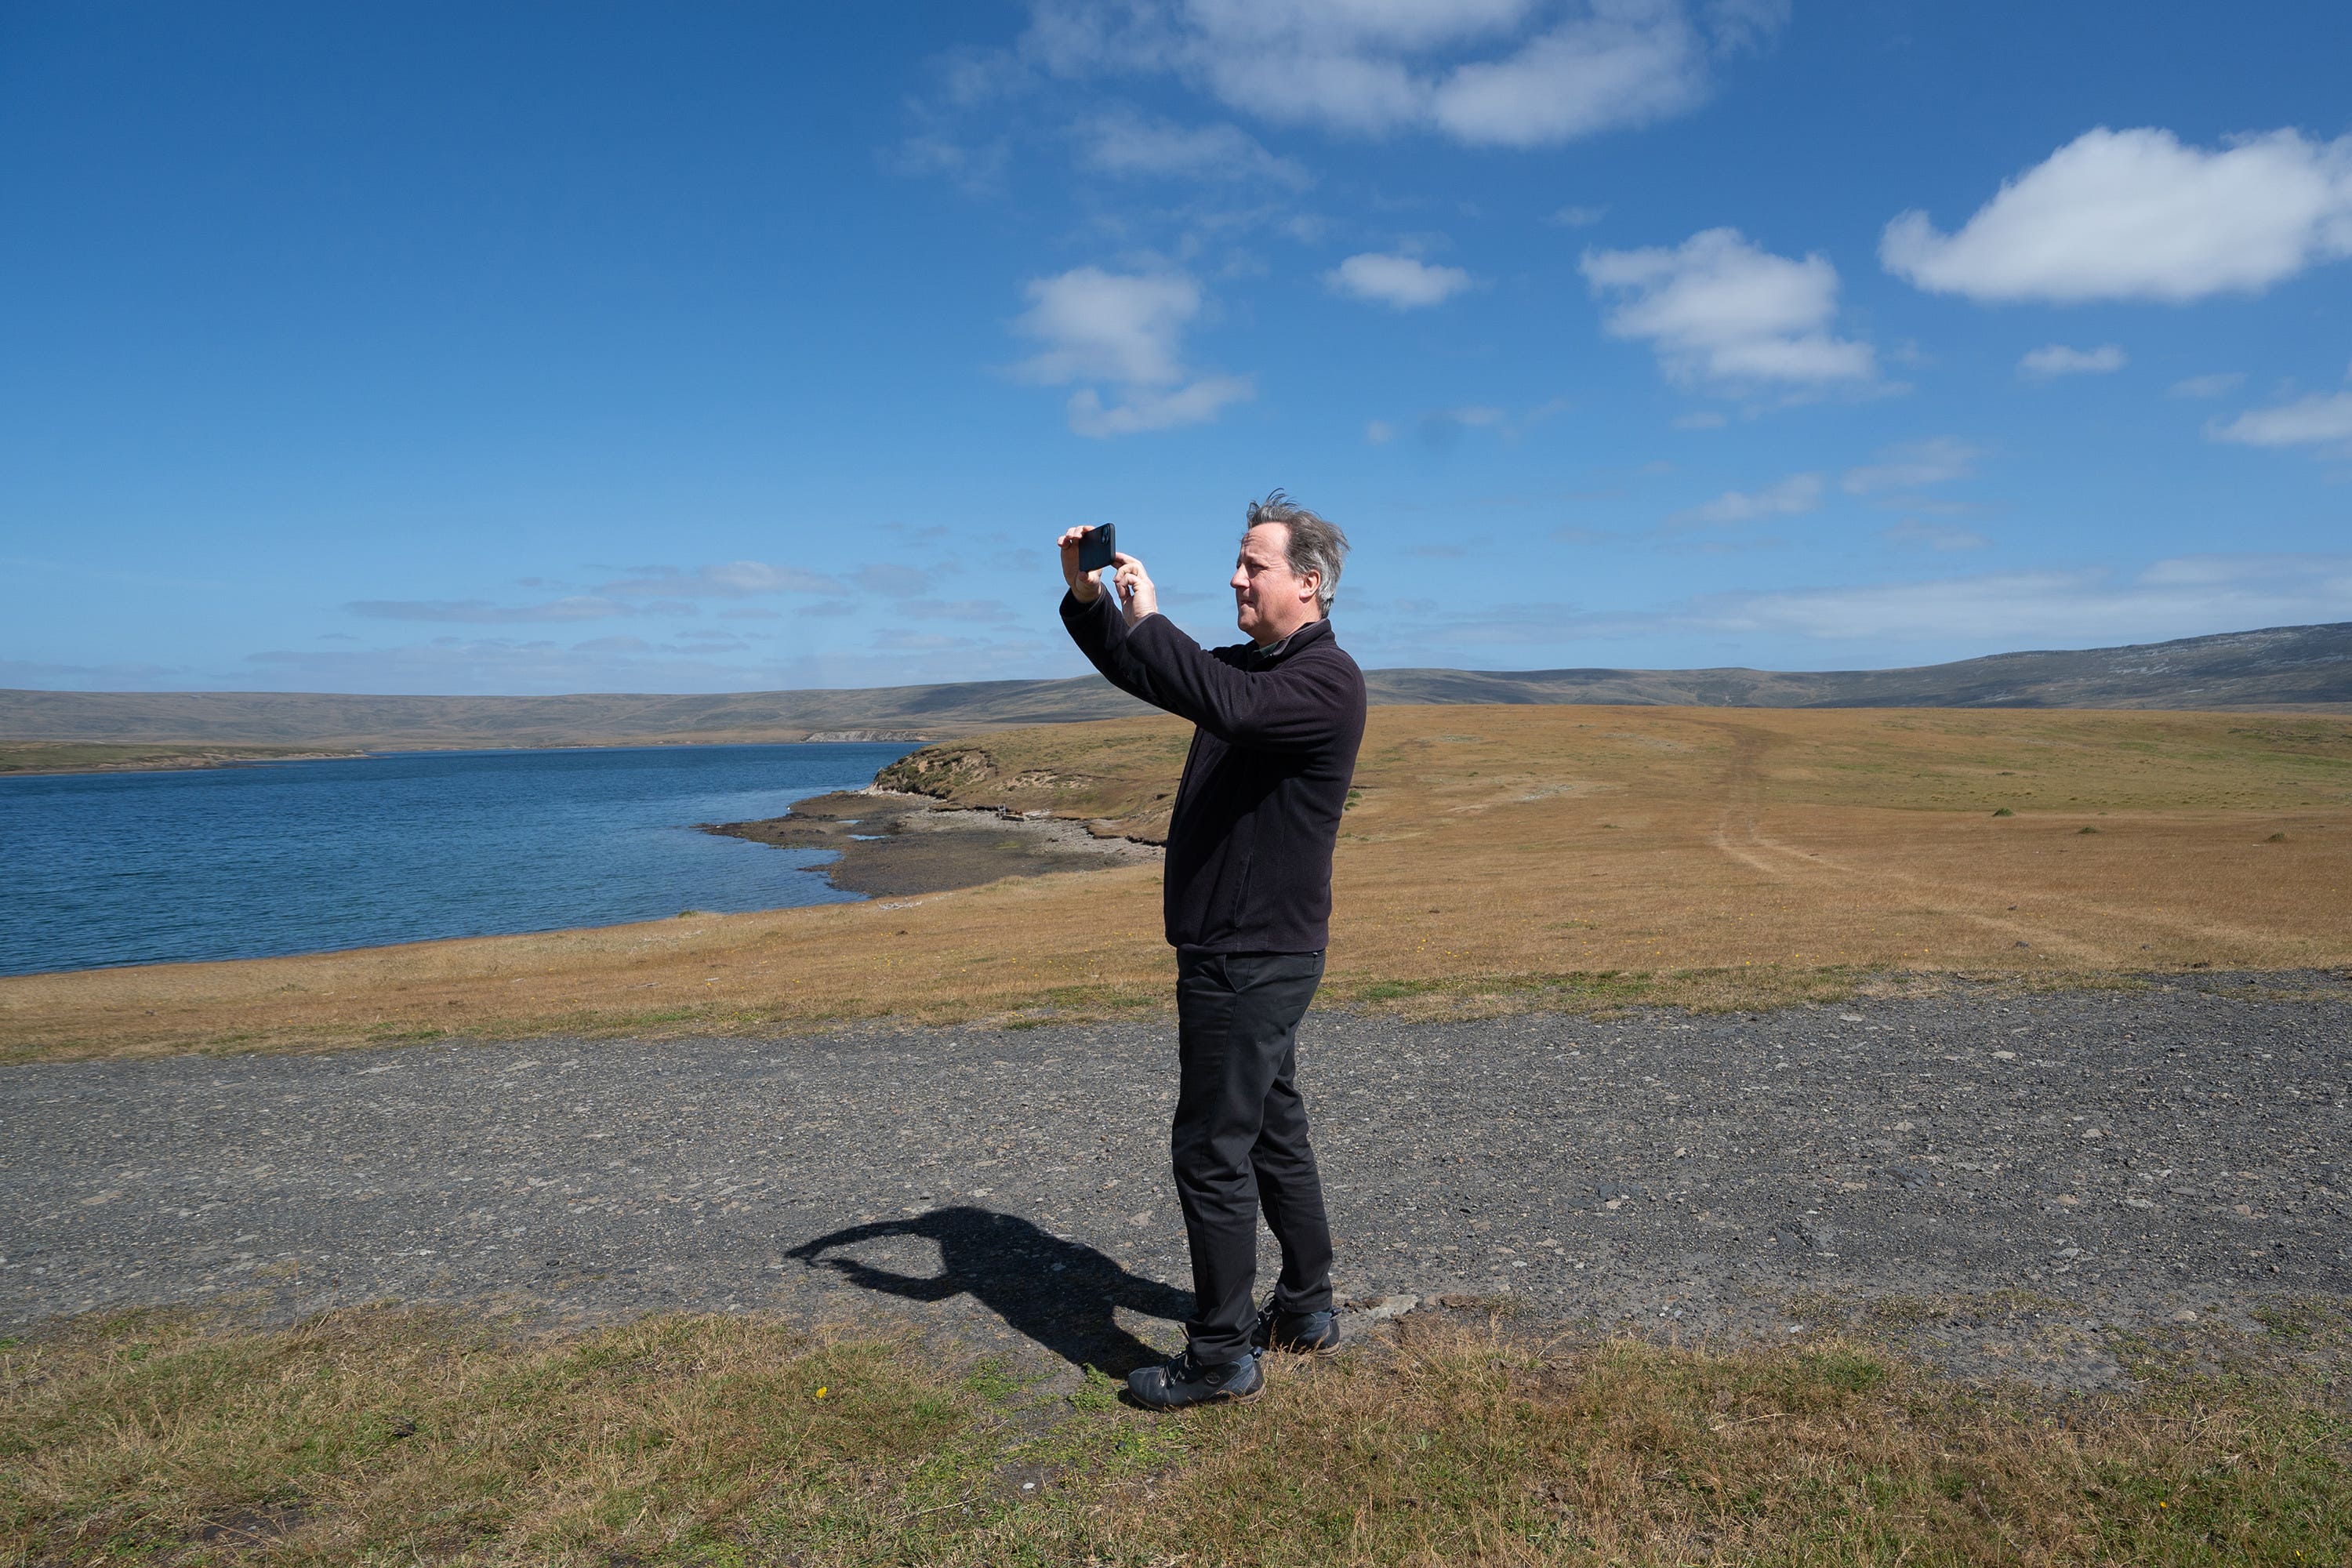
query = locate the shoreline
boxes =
[699,787,1160,897]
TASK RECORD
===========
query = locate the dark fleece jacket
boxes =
[1061,590,1367,955]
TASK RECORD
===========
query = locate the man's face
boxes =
[1231,523,1319,644]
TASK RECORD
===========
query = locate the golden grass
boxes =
[5,706,2347,1062]
[4,1305,2346,1565]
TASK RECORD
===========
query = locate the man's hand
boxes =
[1057,526,1103,604]
[1112,553,1158,626]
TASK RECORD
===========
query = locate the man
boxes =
[1056,492,1367,1410]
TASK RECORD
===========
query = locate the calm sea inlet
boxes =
[0,742,918,978]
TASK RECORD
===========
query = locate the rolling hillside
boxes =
[2,621,2344,757]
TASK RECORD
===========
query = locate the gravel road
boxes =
[5,976,2347,1384]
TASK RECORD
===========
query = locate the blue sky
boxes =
[3,0,2348,695]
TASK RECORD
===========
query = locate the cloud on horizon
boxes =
[1350,553,2352,664]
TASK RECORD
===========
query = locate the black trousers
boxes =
[1171,949,1334,1364]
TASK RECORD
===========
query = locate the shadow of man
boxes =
[788,1206,1192,1374]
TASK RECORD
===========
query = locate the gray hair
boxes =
[1243,490,1348,613]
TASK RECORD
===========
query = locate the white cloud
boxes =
[1667,471,1821,528]
[598,562,846,598]
[1014,267,1198,385]
[1366,419,1396,443]
[1073,111,1308,186]
[2206,390,2352,455]
[2170,372,2246,398]
[1841,437,1979,494]
[1879,520,1988,551]
[1689,554,2352,644]
[1548,203,1607,227]
[2019,343,2127,379]
[1327,251,1472,307]
[1066,376,1256,437]
[1882,127,2352,304]
[347,596,631,623]
[1012,266,1254,436]
[1017,0,1774,148]
[1426,5,1708,147]
[1582,227,1876,391]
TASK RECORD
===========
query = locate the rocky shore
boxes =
[699,789,1160,896]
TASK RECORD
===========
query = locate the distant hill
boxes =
[1365,620,2352,710]
[2,622,2345,757]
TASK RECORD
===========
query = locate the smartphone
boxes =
[1076,523,1117,573]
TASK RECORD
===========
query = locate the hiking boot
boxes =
[1252,1301,1343,1356]
[1126,1347,1263,1410]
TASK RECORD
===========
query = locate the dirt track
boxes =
[5,975,2347,1385]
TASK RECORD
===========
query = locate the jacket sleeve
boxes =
[1059,589,1178,709]
[1117,613,1358,753]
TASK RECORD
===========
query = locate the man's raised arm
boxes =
[1116,612,1358,753]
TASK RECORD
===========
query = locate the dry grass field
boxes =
[4,705,2347,1064]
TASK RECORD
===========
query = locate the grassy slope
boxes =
[3,1304,2346,1566]
[3,705,2347,1063]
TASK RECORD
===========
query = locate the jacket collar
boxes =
[1249,615,1332,666]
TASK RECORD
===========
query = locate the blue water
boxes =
[0,742,916,977]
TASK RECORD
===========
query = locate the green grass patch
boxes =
[3,1307,2346,1566]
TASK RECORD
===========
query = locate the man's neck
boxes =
[1253,613,1322,652]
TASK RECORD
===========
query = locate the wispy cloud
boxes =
[2170,372,2246,398]
[1073,110,1308,187]
[1667,472,1823,528]
[1357,552,2352,663]
[0,657,186,686]
[1880,520,1989,551]
[2206,390,2352,456]
[1014,0,1777,149]
[2019,343,2127,379]
[346,596,633,623]
[1686,554,2352,644]
[597,562,847,598]
[1841,437,1980,495]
